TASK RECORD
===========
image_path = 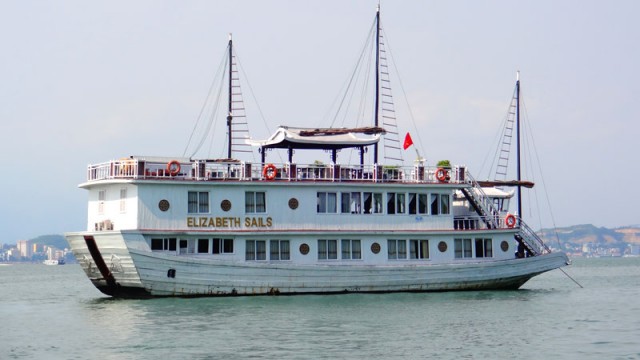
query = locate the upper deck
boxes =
[85,157,469,186]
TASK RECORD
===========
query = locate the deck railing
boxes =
[86,159,468,185]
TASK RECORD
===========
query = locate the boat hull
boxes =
[66,231,569,298]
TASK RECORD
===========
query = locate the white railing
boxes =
[86,159,469,185]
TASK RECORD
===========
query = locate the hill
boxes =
[29,234,69,250]
[539,224,640,254]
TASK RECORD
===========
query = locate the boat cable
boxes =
[384,27,427,163]
[183,48,228,158]
[560,268,583,288]
[521,96,583,288]
[235,50,275,163]
[327,16,377,130]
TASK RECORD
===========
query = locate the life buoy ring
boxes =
[505,214,517,228]
[166,160,181,176]
[435,167,447,182]
[263,164,277,180]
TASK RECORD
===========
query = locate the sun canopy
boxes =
[247,126,383,150]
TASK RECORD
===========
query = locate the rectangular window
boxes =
[341,239,361,260]
[387,193,406,214]
[179,239,195,254]
[318,239,338,260]
[409,193,428,215]
[396,193,406,214]
[98,190,106,214]
[212,238,234,254]
[431,194,439,215]
[475,238,493,258]
[454,238,473,259]
[197,238,209,254]
[317,192,337,213]
[151,238,177,251]
[440,194,450,215]
[387,239,407,260]
[188,191,209,214]
[387,193,396,214]
[270,240,290,261]
[410,240,429,259]
[341,193,350,213]
[119,188,127,213]
[363,192,383,214]
[246,191,266,213]
[341,192,362,214]
[246,240,266,260]
[430,194,450,215]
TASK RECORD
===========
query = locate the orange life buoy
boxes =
[167,160,181,176]
[435,167,447,182]
[263,163,277,180]
[505,214,517,228]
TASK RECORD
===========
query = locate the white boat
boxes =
[43,259,64,265]
[65,8,568,298]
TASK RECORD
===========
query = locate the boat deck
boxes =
[86,158,469,185]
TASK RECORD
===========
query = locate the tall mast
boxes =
[373,4,381,164]
[516,71,522,219]
[227,33,233,159]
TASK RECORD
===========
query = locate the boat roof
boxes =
[479,187,515,198]
[247,126,383,150]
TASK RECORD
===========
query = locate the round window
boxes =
[158,199,170,212]
[299,243,310,255]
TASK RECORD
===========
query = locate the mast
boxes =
[373,4,380,164]
[516,71,522,219]
[227,33,233,159]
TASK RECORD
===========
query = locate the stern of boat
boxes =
[65,231,151,298]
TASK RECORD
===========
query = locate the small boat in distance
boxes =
[65,7,568,298]
[43,259,65,265]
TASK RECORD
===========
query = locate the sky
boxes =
[1,0,639,243]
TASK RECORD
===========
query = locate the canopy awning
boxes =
[247,126,382,150]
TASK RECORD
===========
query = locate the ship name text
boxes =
[187,216,273,228]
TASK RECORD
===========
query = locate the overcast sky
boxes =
[1,0,638,243]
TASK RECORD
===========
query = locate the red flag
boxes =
[403,132,414,150]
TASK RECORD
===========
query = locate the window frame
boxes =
[317,192,337,213]
[318,239,338,260]
[188,191,210,214]
[341,239,362,260]
[387,239,408,260]
[454,238,473,259]
[270,240,291,261]
[246,240,266,261]
[245,191,267,214]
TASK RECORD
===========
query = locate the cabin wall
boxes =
[85,184,138,231]
[134,182,454,232]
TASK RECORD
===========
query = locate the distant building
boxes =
[16,240,32,258]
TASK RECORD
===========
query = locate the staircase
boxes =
[462,172,551,256]
[462,173,501,229]
[515,218,552,256]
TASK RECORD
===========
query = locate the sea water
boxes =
[1,258,639,359]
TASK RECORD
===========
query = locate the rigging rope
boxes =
[183,48,228,158]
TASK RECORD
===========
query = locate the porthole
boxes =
[288,198,299,210]
[501,240,509,252]
[299,243,310,255]
[221,199,232,212]
[158,199,170,212]
[371,242,381,254]
[438,241,448,253]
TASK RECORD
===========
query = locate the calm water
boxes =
[2,258,639,360]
